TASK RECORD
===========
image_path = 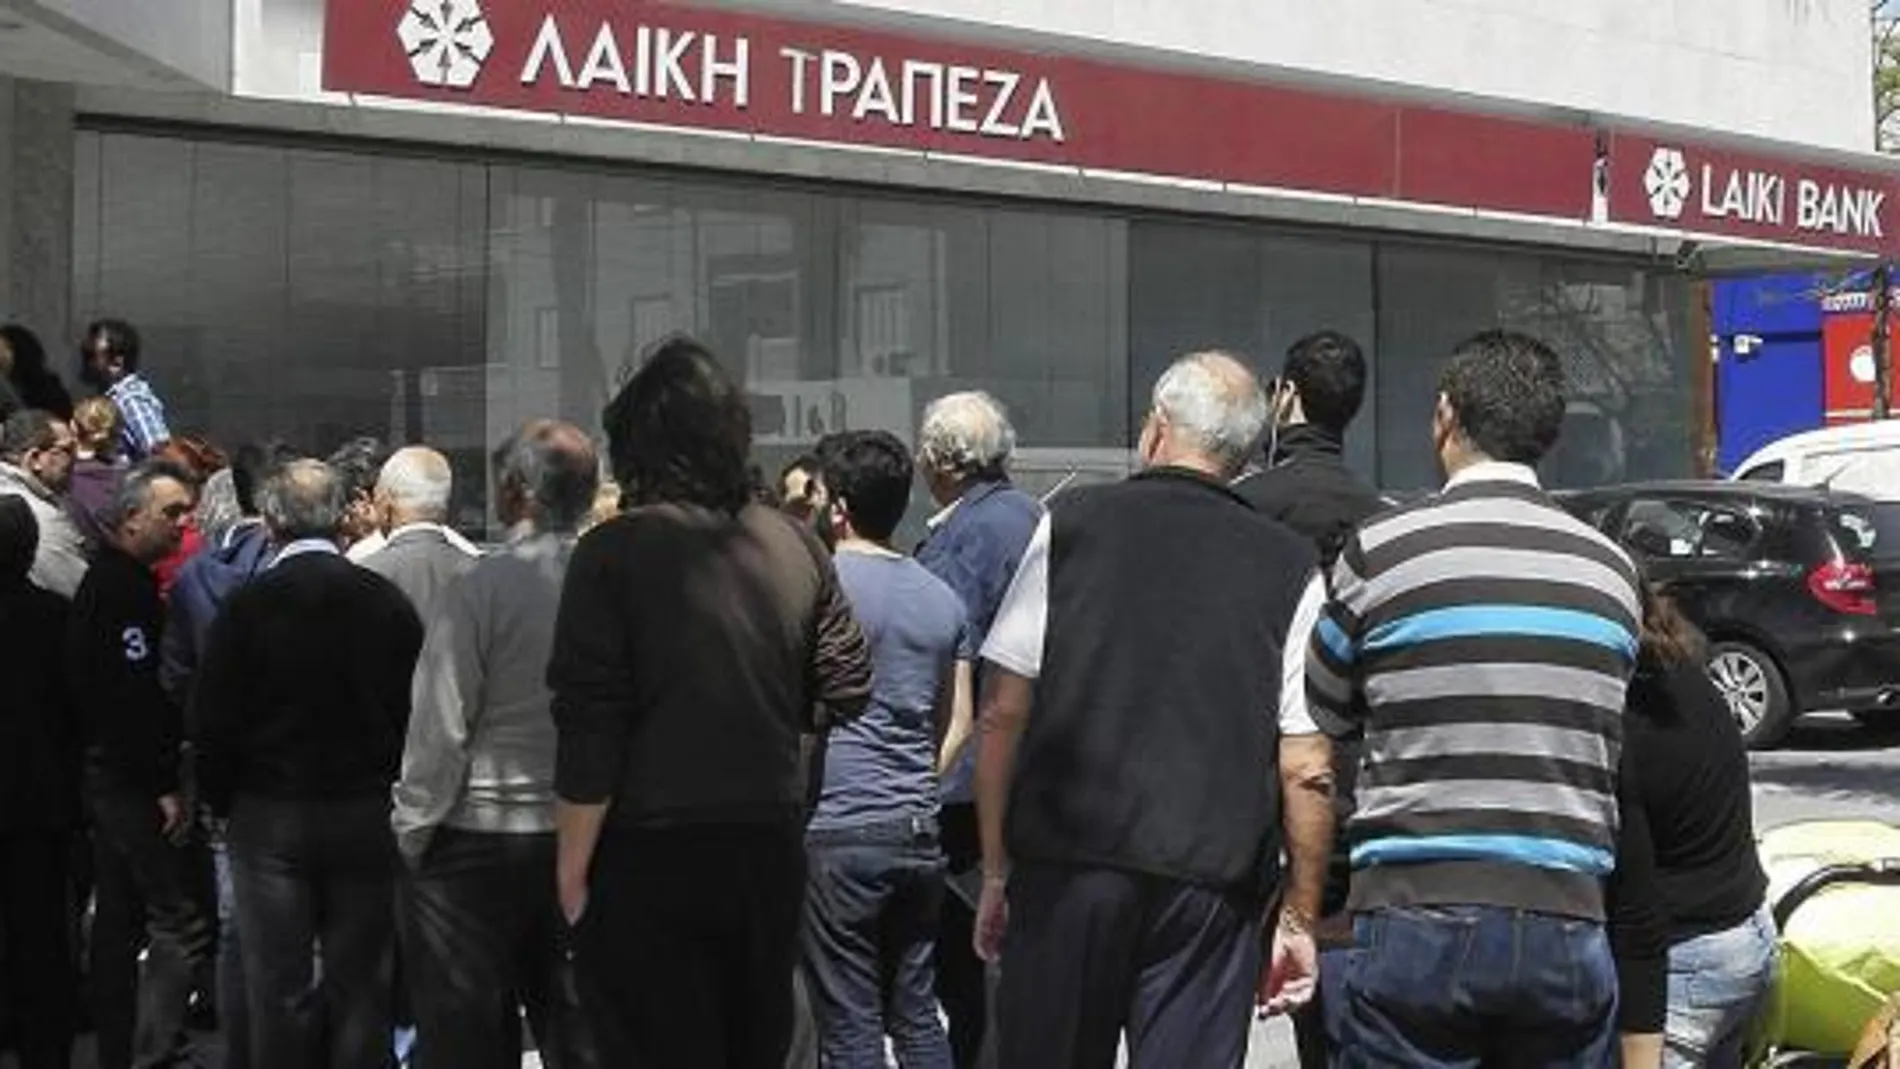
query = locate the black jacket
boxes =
[1610,660,1769,1032]
[67,545,180,798]
[193,550,423,815]
[548,503,872,829]
[1235,425,1385,917]
[1234,424,1386,569]
[1,576,80,830]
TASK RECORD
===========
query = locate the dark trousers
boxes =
[227,793,396,1069]
[1,830,77,1069]
[210,835,248,1069]
[573,820,806,1069]
[401,828,590,1069]
[935,804,989,1069]
[1335,906,1618,1068]
[800,821,953,1069]
[995,863,1260,1069]
[88,783,215,1069]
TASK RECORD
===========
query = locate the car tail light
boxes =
[1808,559,1878,616]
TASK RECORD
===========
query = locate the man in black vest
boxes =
[972,351,1336,1068]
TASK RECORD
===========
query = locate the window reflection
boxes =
[72,131,1692,539]
[1375,246,1690,491]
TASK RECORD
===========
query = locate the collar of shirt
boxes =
[271,538,341,569]
[835,541,904,561]
[105,374,148,403]
[346,530,386,562]
[0,461,54,504]
[927,479,1010,530]
[385,521,482,556]
[925,498,960,531]
[1445,460,1541,490]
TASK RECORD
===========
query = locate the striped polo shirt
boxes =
[1305,461,1641,921]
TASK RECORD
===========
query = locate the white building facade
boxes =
[5,0,1894,527]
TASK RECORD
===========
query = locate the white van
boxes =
[1730,422,1900,500]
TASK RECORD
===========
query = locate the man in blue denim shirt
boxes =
[912,391,1041,1069]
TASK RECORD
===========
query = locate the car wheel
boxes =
[1706,642,1794,749]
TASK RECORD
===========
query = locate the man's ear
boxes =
[1431,394,1454,439]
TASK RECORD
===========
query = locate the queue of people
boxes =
[0,316,1777,1069]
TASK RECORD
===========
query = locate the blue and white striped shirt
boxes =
[1306,461,1642,921]
[108,374,171,460]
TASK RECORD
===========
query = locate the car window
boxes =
[1699,509,1758,560]
[1623,500,1703,559]
[1737,460,1785,482]
[1808,449,1900,502]
[1830,501,1900,563]
[1621,499,1759,561]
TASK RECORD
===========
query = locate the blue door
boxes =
[1716,333,1823,474]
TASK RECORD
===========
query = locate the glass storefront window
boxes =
[72,128,1693,537]
[1129,221,1377,478]
[1374,245,1692,491]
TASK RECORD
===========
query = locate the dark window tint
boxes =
[1826,501,1900,563]
[1621,499,1758,561]
[1737,460,1786,482]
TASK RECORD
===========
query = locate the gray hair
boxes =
[1152,352,1269,474]
[98,459,196,533]
[261,459,347,541]
[494,420,600,533]
[377,447,452,521]
[195,468,244,546]
[918,391,1017,480]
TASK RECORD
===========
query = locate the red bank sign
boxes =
[1608,134,1900,255]
[326,0,1900,254]
[324,0,1593,218]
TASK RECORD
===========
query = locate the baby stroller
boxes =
[1754,821,1900,1067]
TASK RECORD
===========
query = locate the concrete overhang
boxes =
[0,0,229,91]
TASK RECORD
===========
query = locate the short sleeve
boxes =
[1279,572,1325,736]
[979,514,1050,680]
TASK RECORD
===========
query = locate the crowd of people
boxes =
[0,316,1778,1069]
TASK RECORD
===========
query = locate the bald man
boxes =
[360,446,480,622]
[393,421,602,1069]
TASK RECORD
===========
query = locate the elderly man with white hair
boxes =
[911,390,1043,1069]
[971,353,1336,1069]
[360,445,479,622]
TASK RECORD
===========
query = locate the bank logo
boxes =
[1644,147,1692,220]
[398,0,493,89]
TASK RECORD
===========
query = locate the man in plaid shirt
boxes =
[80,318,171,461]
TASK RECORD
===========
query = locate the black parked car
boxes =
[1560,481,1900,748]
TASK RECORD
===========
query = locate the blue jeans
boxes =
[1336,905,1618,1068]
[799,821,951,1069]
[1663,905,1777,1069]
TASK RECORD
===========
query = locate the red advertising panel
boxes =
[1608,133,1900,256]
[323,0,1594,218]
[1823,311,1879,424]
